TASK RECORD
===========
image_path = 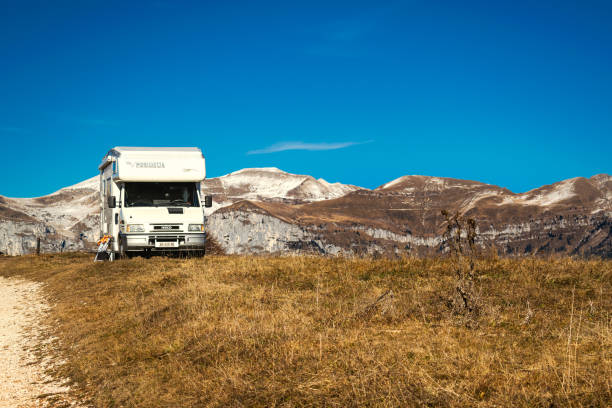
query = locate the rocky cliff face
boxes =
[0,169,359,256]
[207,174,612,257]
[0,177,99,256]
[1,170,610,258]
[207,201,345,255]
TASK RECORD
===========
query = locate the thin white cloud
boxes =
[247,140,371,155]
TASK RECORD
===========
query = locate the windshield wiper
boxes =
[128,201,154,207]
[168,199,191,207]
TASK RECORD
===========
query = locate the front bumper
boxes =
[121,232,206,251]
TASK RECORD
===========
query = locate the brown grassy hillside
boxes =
[0,254,610,407]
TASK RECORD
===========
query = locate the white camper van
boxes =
[98,147,212,259]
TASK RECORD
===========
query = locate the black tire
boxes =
[118,241,126,260]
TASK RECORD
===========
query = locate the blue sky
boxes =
[0,0,610,197]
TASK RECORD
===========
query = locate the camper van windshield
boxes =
[124,182,199,207]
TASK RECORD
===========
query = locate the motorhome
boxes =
[98,147,212,259]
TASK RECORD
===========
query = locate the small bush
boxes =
[441,210,482,326]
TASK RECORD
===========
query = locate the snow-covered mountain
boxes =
[210,174,611,257]
[0,168,360,255]
[376,174,612,214]
[0,176,99,255]
[4,176,99,231]
[201,167,362,213]
[0,170,610,257]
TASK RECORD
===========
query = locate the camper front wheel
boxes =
[118,239,126,259]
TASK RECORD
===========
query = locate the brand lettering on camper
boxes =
[135,161,165,168]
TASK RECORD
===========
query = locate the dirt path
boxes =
[0,277,74,408]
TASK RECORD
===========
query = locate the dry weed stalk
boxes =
[441,210,482,326]
[561,286,586,398]
[521,300,533,325]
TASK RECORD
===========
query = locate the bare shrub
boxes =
[441,209,482,326]
[204,235,226,255]
[521,300,533,325]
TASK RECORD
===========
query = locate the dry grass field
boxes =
[0,253,610,407]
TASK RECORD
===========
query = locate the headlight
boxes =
[188,224,204,232]
[126,224,144,232]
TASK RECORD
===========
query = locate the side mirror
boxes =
[108,196,116,208]
[204,195,213,208]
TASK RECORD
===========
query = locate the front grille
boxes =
[153,225,181,231]
[168,208,183,214]
[149,235,186,244]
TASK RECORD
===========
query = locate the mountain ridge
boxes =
[0,169,610,257]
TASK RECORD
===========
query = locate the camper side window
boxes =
[105,178,111,207]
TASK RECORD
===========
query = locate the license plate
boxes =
[155,241,178,248]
